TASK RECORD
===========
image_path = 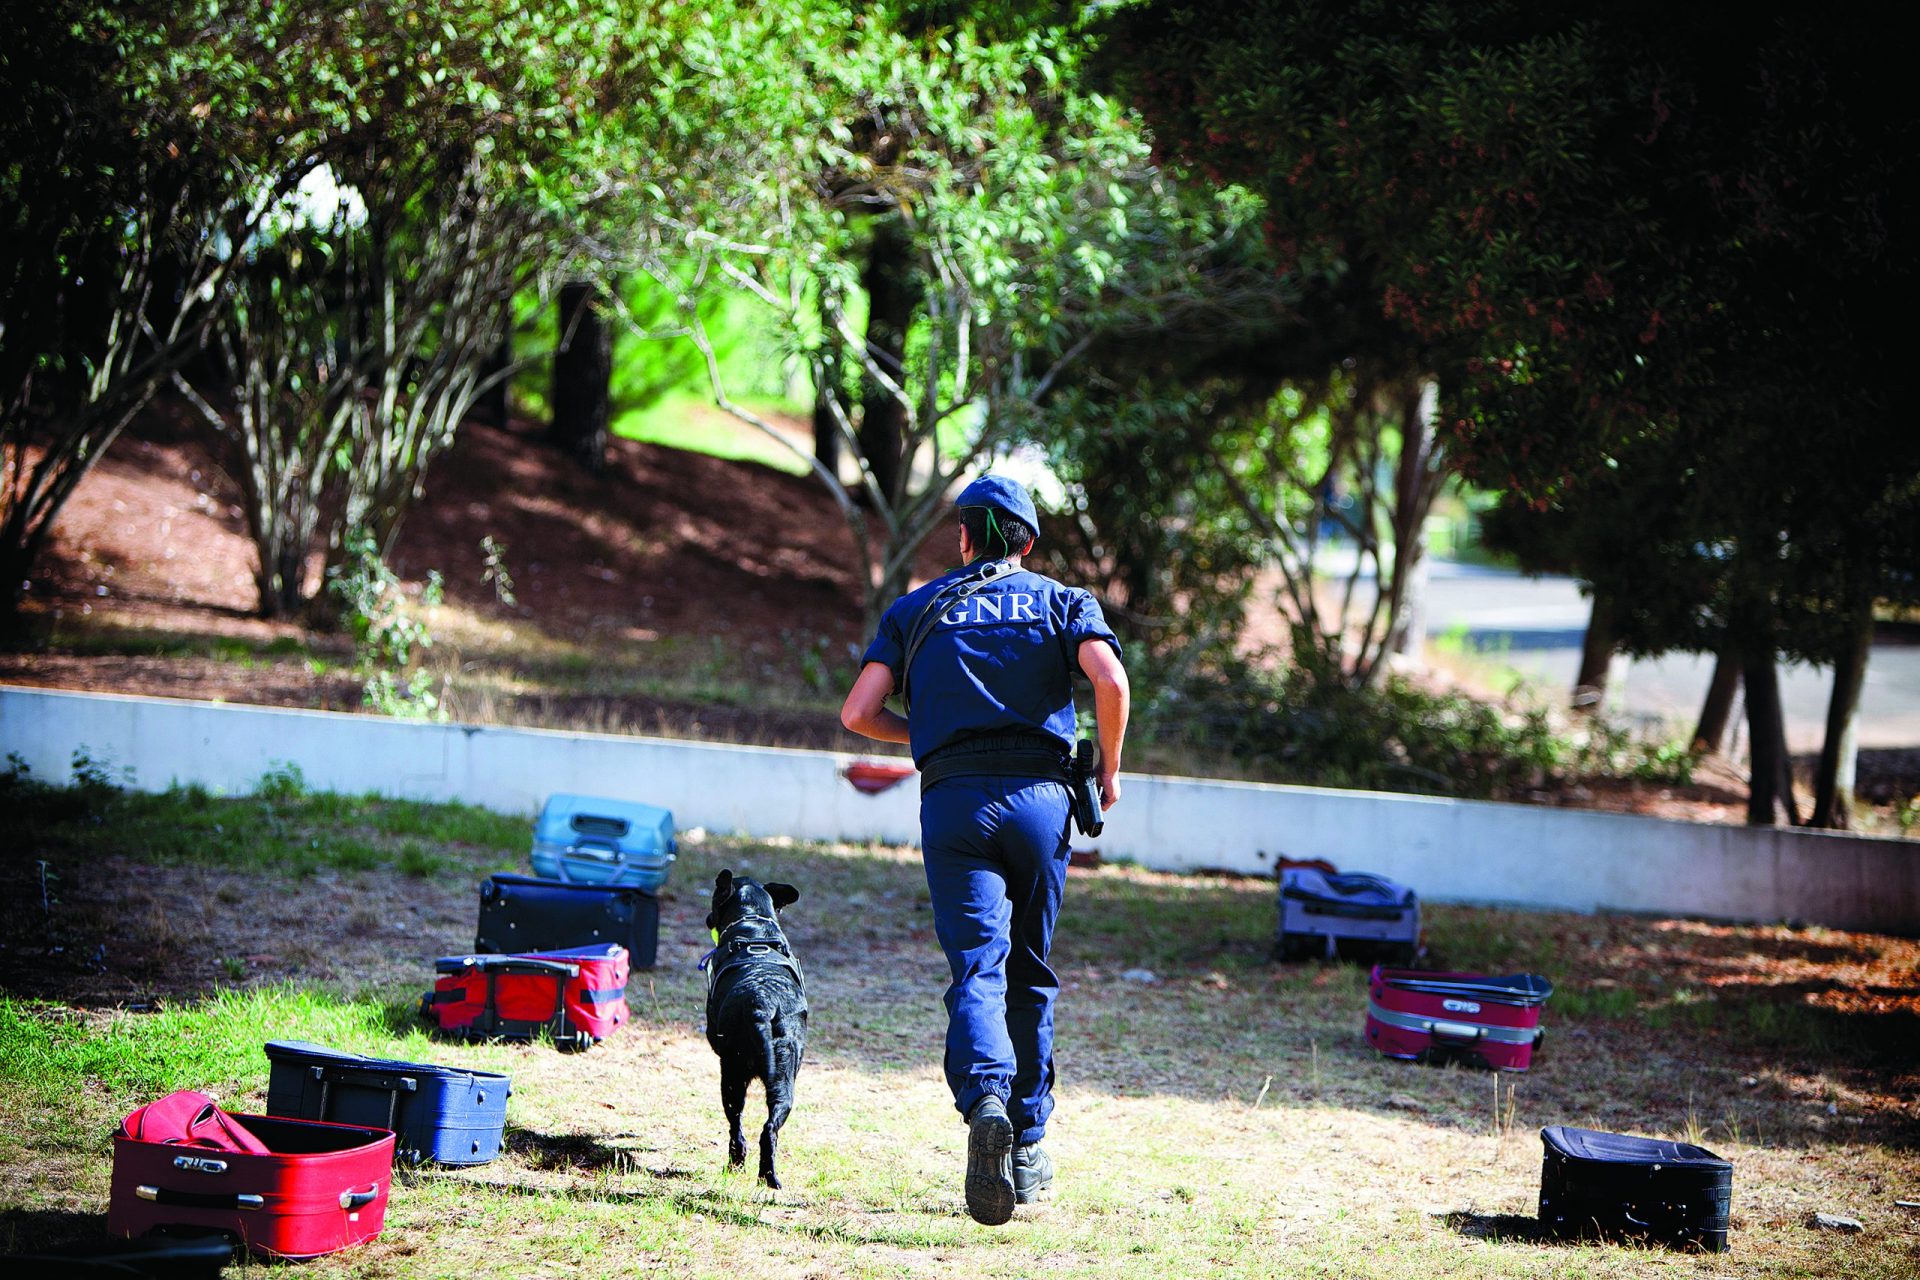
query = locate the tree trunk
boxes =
[551,281,610,470]
[1572,589,1618,713]
[1741,648,1800,825]
[479,328,512,429]
[1810,600,1874,829]
[813,383,842,477]
[858,217,918,506]
[0,538,34,631]
[813,299,842,478]
[1692,646,1741,754]
[1384,379,1441,662]
[255,535,308,620]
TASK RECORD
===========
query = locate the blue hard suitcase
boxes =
[477,873,659,969]
[1275,868,1419,963]
[263,1040,511,1166]
[531,794,676,891]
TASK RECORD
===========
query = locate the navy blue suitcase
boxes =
[263,1040,511,1166]
[1275,868,1420,963]
[476,873,659,969]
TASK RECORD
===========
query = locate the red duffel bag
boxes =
[119,1090,272,1154]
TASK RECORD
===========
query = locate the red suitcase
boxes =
[1365,966,1553,1071]
[422,943,629,1050]
[108,1095,394,1260]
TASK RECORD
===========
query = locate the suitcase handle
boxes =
[555,842,625,883]
[339,1186,381,1211]
[440,956,581,978]
[310,1064,420,1095]
[137,1185,264,1211]
[1431,1020,1488,1041]
[310,1065,417,1129]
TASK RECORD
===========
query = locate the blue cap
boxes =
[955,474,1038,532]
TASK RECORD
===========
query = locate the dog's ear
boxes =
[707,869,733,930]
[766,882,799,910]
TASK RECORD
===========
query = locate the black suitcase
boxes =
[476,873,658,969]
[1538,1125,1732,1252]
[264,1040,511,1166]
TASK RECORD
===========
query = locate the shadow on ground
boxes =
[1439,1210,1550,1244]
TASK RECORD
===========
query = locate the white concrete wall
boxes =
[5,685,1916,935]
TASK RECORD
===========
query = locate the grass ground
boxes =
[613,395,810,477]
[1,779,1916,1277]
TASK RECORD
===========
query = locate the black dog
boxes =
[703,869,807,1187]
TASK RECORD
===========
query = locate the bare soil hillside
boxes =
[4,400,1913,831]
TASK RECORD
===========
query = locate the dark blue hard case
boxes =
[264,1040,512,1166]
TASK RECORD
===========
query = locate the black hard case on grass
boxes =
[1538,1125,1732,1252]
[264,1040,511,1167]
[476,873,658,969]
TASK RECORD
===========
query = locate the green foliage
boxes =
[11,773,526,878]
[1577,720,1697,788]
[254,761,308,801]
[607,3,1268,623]
[510,274,800,435]
[69,746,133,794]
[1031,381,1265,661]
[1101,1,1916,828]
[1099,0,1919,655]
[1141,651,1568,799]
[479,535,517,608]
[0,988,419,1107]
[325,529,446,719]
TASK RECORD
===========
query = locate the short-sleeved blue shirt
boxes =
[862,561,1121,766]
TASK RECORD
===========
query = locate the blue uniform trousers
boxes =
[920,775,1073,1146]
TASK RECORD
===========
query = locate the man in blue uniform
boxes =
[841,475,1129,1225]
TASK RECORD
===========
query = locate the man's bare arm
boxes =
[1076,641,1129,810]
[840,661,911,745]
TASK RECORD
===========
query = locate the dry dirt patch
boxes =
[4,832,1919,1277]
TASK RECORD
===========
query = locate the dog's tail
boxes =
[760,1014,803,1085]
[759,1020,781,1086]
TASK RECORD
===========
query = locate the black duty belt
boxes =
[919,733,1072,794]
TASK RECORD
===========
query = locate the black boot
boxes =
[1013,1143,1053,1204]
[964,1096,1015,1225]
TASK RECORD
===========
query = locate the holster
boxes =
[1070,739,1104,838]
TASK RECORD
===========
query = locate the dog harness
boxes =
[700,918,804,997]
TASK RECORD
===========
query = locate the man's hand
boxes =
[1097,769,1121,811]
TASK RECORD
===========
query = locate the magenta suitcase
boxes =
[108,1104,395,1260]
[1365,966,1553,1071]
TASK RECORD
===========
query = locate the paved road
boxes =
[1412,559,1920,754]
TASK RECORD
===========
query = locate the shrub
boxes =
[1138,653,1568,799]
